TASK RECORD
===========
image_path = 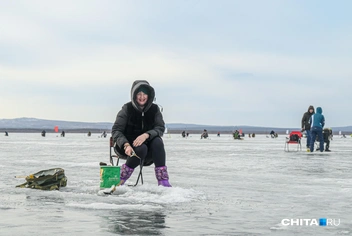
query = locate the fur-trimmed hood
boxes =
[130,80,155,112]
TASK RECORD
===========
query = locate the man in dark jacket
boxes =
[301,105,314,151]
[111,80,171,187]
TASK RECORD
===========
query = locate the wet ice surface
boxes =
[0,133,351,236]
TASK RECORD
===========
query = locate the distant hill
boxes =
[0,118,351,134]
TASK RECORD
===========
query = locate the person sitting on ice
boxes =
[201,129,209,139]
[270,130,275,138]
[111,80,171,187]
[5,131,8,136]
[233,130,241,140]
[323,128,332,151]
[181,131,186,138]
[316,128,332,152]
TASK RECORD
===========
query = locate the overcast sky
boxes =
[1,0,351,127]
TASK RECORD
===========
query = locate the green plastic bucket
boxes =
[100,166,120,188]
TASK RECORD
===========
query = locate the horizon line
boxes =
[0,117,351,129]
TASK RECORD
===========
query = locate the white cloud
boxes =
[1,45,217,86]
[1,0,352,127]
[208,51,352,80]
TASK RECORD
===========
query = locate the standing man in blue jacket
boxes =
[309,107,325,152]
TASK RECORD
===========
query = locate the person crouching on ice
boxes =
[111,80,171,187]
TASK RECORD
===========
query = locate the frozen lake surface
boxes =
[0,133,351,235]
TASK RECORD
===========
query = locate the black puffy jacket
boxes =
[111,80,165,149]
[301,105,315,130]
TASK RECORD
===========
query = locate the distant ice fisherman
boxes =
[200,129,208,139]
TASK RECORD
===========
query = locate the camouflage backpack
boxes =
[16,168,67,191]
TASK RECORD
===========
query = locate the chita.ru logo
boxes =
[281,218,340,226]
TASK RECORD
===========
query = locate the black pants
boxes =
[315,136,330,150]
[119,137,166,169]
[325,139,330,149]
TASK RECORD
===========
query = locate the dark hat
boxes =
[136,86,150,95]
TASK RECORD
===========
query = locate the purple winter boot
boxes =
[119,164,134,186]
[155,166,172,187]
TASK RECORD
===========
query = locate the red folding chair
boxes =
[284,131,302,152]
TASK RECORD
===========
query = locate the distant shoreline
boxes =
[1,128,350,135]
[0,128,270,134]
[1,118,351,135]
[0,128,106,133]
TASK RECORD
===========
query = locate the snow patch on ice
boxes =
[67,202,163,211]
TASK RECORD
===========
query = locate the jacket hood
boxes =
[316,107,322,114]
[130,80,155,112]
[308,105,315,113]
